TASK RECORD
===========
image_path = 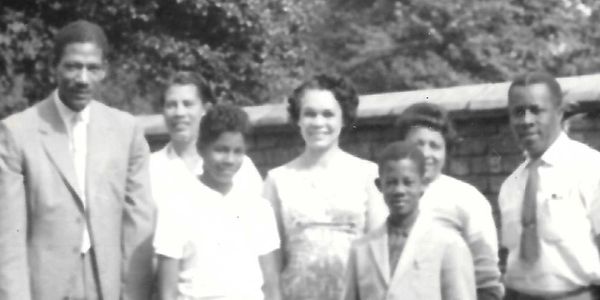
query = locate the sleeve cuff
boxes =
[154,245,183,259]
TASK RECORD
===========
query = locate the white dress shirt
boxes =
[53,91,91,253]
[499,132,600,294]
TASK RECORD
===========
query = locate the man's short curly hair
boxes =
[377,141,426,177]
[197,104,251,150]
[394,102,458,150]
[508,71,563,107]
[287,74,359,127]
[53,20,109,65]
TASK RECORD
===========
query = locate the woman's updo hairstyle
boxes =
[287,74,359,128]
[394,102,458,151]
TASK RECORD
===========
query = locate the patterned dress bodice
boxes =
[265,154,382,300]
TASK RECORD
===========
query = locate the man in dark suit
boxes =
[0,20,155,299]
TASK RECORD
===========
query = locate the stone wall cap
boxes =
[138,73,600,135]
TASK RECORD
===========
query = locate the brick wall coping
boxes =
[138,73,600,136]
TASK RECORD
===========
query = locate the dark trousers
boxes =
[64,249,102,300]
[504,288,596,300]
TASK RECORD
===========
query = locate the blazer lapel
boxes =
[368,225,391,286]
[38,97,84,207]
[390,214,432,283]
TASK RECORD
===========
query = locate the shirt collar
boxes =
[197,173,241,200]
[387,211,419,237]
[164,142,204,175]
[527,131,569,167]
[53,90,91,125]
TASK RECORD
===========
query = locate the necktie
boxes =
[388,229,408,277]
[520,159,541,263]
[72,114,86,191]
[71,114,91,253]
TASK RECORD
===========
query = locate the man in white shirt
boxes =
[0,20,155,299]
[499,72,600,300]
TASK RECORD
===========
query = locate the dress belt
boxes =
[511,286,591,300]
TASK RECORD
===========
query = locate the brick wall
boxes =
[142,73,600,227]
[146,109,600,224]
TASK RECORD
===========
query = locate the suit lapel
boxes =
[38,97,84,207]
[390,214,432,284]
[368,225,390,286]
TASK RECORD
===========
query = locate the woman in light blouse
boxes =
[149,71,263,209]
[149,71,266,298]
[263,74,387,300]
[395,102,503,300]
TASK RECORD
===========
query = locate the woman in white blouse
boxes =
[395,102,503,300]
[149,72,265,298]
[263,74,387,300]
[149,71,263,209]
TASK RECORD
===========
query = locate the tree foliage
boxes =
[1,0,600,119]
[312,0,600,94]
[0,0,325,118]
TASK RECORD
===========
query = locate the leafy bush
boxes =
[1,0,599,119]
[0,0,324,118]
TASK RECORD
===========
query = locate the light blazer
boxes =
[0,96,156,300]
[342,216,476,300]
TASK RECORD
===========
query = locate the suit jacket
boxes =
[342,216,476,300]
[0,96,156,300]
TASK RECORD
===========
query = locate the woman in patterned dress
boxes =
[263,74,387,300]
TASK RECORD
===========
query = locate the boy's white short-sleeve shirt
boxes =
[154,178,280,300]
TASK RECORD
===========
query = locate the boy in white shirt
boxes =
[154,104,282,300]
